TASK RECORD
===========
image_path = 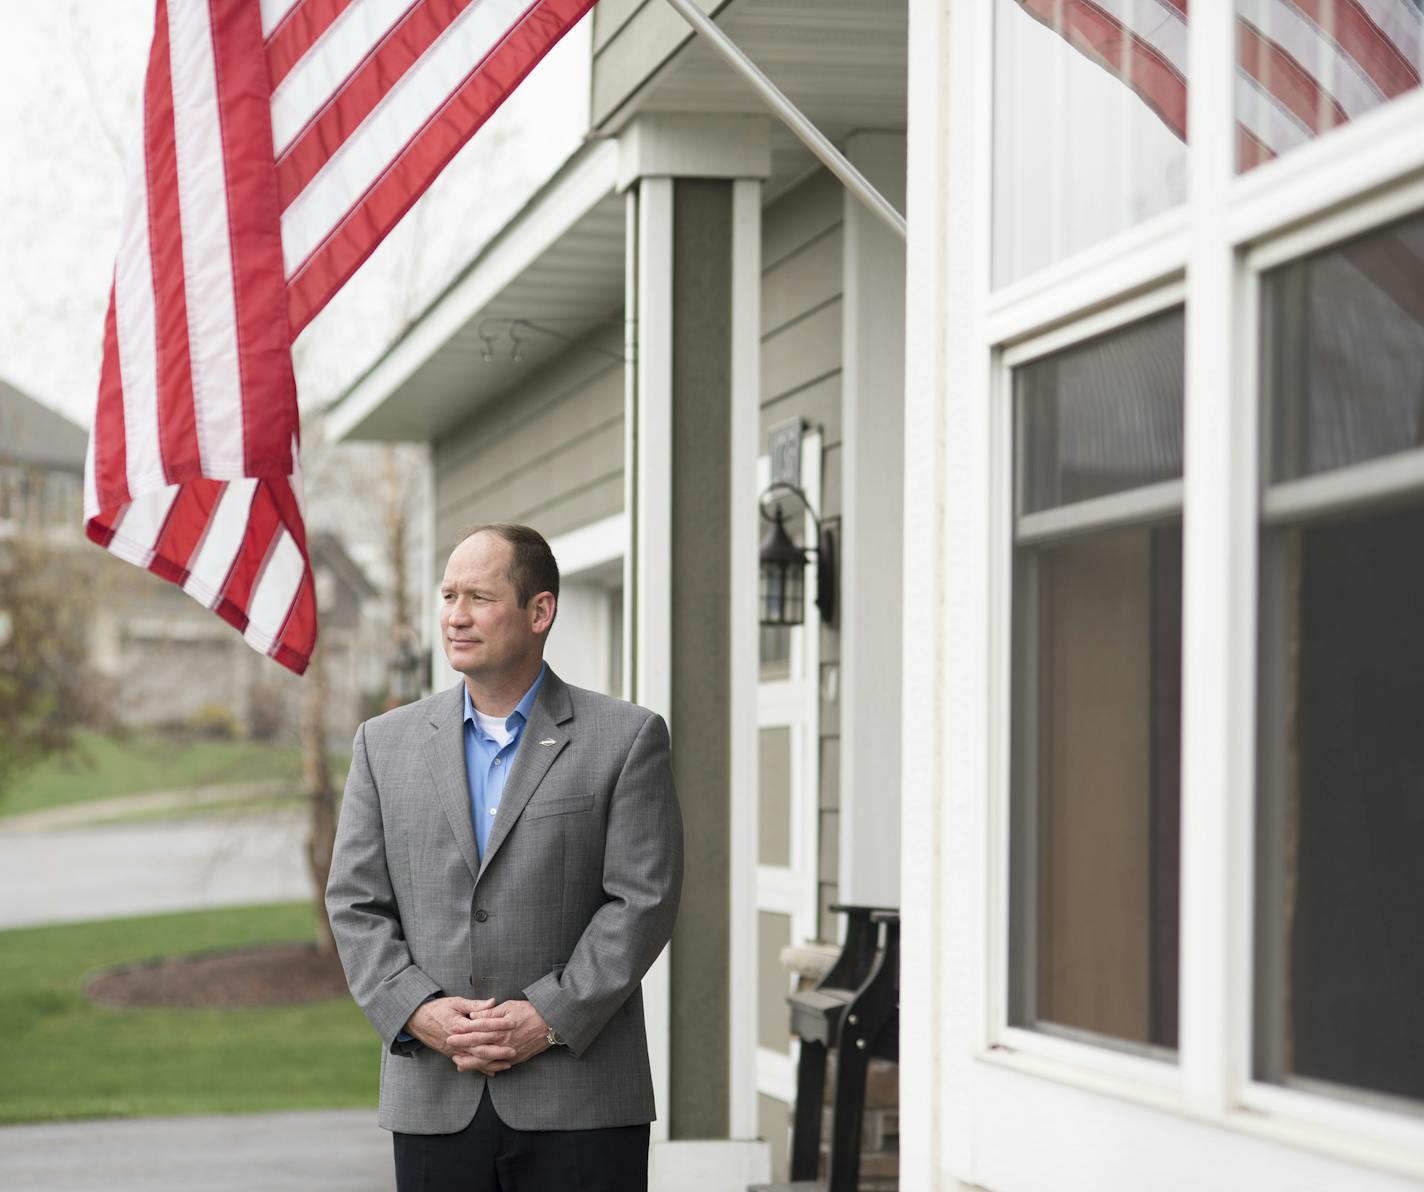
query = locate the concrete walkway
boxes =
[0,1110,392,1191]
[1,780,292,833]
[0,809,311,929]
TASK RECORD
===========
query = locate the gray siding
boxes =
[590,0,733,126]
[433,325,624,561]
[760,169,844,944]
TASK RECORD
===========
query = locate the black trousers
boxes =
[393,1086,651,1192]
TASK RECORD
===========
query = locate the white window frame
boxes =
[752,438,824,1108]
[910,0,1424,1187]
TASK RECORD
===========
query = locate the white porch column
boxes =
[840,131,908,909]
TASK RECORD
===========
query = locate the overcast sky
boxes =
[0,1,590,430]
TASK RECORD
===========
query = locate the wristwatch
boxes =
[545,1024,566,1047]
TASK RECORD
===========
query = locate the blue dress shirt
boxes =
[394,665,548,1047]
[465,664,546,861]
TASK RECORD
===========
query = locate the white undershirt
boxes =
[473,708,515,749]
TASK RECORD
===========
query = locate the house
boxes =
[329,2,1424,1190]
[0,378,85,540]
[0,378,381,746]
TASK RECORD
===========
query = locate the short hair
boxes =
[457,523,560,609]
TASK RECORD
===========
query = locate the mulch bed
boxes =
[84,942,349,1009]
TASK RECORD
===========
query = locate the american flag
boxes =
[84,0,596,674]
[1014,0,1424,169]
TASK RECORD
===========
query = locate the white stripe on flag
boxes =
[167,0,246,477]
[280,0,528,275]
[244,529,306,652]
[106,487,180,568]
[269,0,414,153]
[1355,0,1424,66]
[1091,0,1188,75]
[83,424,99,521]
[1237,68,1314,156]
[1238,0,1385,117]
[261,0,305,39]
[183,478,258,606]
[113,147,163,495]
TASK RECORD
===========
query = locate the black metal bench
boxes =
[753,904,899,1192]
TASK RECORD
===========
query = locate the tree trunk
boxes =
[301,634,339,957]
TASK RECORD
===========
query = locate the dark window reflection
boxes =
[1264,213,1424,483]
[1019,309,1185,513]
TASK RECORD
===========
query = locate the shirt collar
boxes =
[462,662,547,733]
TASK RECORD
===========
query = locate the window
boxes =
[1236,1,1424,173]
[1254,210,1424,1108]
[924,1,1424,1183]
[0,466,25,525]
[993,0,1188,286]
[1009,306,1184,1055]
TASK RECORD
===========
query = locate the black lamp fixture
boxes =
[387,636,423,706]
[758,482,835,628]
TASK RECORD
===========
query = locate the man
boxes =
[327,523,683,1192]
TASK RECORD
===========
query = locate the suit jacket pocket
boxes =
[524,794,594,820]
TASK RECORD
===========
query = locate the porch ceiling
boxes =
[328,142,625,444]
[597,0,908,201]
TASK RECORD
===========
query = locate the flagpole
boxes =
[658,0,908,241]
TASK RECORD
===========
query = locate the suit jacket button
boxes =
[474,909,489,923]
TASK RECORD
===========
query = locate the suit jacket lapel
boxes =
[422,683,481,883]
[477,669,573,883]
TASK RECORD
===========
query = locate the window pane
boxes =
[758,911,793,1054]
[1263,211,1424,484]
[1011,523,1182,1052]
[1237,2,1424,174]
[994,0,1188,286]
[1258,216,1424,1105]
[759,726,793,867]
[1010,310,1185,1055]
[1018,308,1185,513]
[1256,505,1424,1104]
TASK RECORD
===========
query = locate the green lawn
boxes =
[0,731,329,819]
[0,902,378,1124]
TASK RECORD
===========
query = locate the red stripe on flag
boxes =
[146,480,226,584]
[1291,0,1421,99]
[265,0,359,90]
[285,0,597,334]
[1239,19,1349,136]
[144,0,204,486]
[1017,0,1188,141]
[265,474,316,670]
[208,0,299,469]
[213,479,284,631]
[273,568,317,673]
[93,284,131,511]
[276,0,478,211]
[1238,123,1276,172]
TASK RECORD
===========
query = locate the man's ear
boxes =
[531,591,556,635]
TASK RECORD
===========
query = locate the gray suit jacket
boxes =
[325,668,683,1134]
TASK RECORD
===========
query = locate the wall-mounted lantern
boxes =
[387,636,424,706]
[758,482,835,628]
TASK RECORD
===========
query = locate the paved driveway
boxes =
[0,1110,392,1191]
[0,810,311,929]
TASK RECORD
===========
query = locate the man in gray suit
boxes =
[327,523,683,1191]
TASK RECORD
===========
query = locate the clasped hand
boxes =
[406,997,551,1075]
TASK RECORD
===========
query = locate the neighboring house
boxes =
[330,3,1424,1191]
[0,379,85,540]
[0,378,381,746]
[105,529,380,747]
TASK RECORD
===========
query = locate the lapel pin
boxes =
[539,738,556,747]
